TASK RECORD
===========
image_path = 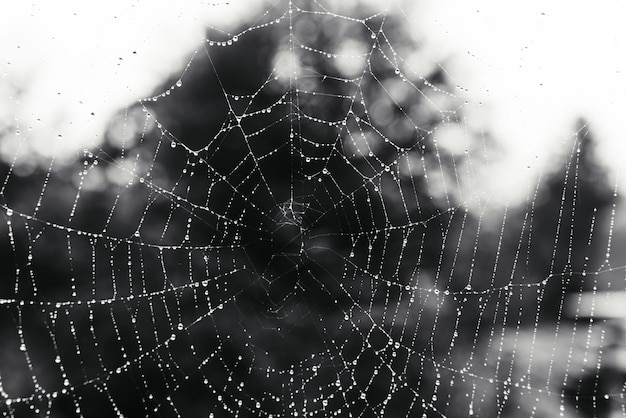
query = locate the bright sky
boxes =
[0,1,256,164]
[1,0,625,205]
[415,0,626,204]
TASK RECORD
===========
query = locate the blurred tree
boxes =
[0,0,479,415]
[118,1,475,416]
[470,121,619,417]
[8,1,618,417]
[510,121,614,324]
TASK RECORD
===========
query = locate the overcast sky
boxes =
[416,0,626,204]
[2,0,625,206]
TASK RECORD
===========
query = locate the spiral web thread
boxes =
[0,1,624,417]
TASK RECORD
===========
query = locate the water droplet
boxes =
[176,80,182,88]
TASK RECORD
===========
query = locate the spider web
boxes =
[1,1,625,417]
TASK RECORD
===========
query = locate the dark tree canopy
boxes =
[0,1,622,417]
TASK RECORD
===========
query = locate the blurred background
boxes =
[1,0,625,416]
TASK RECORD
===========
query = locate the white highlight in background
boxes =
[0,1,256,164]
[414,0,626,203]
[2,0,625,205]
